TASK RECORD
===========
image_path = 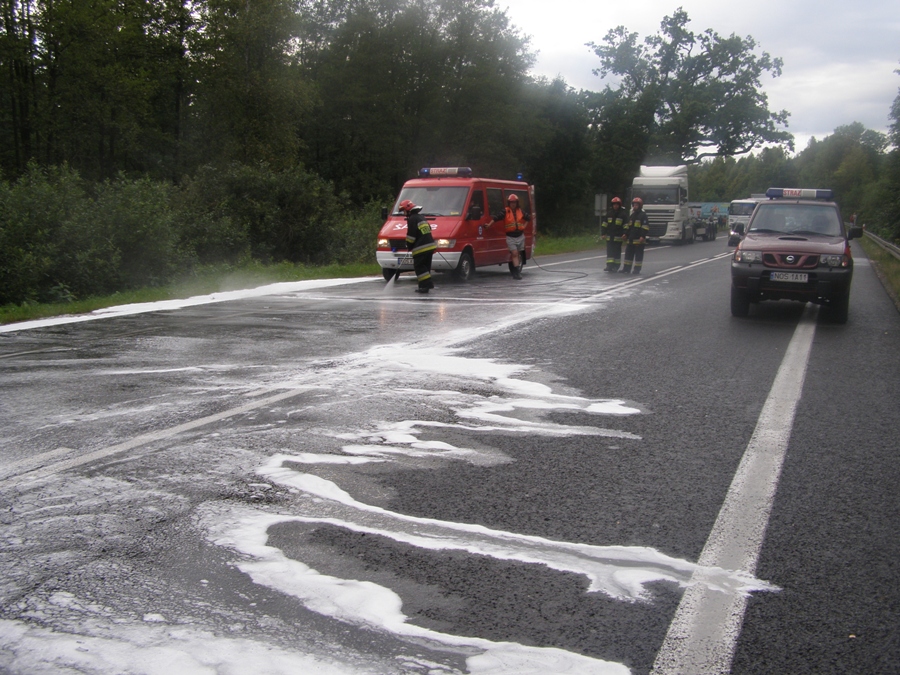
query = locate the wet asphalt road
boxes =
[1,238,898,675]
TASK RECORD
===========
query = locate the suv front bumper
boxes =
[731,263,853,303]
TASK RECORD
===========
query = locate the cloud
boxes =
[502,0,900,146]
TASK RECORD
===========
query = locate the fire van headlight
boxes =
[377,238,389,248]
[734,249,762,263]
[819,254,849,268]
[435,239,456,249]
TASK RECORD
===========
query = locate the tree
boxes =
[0,0,194,181]
[518,78,593,233]
[794,122,887,218]
[872,68,900,240]
[296,0,535,201]
[186,0,312,171]
[0,0,38,175]
[587,8,793,164]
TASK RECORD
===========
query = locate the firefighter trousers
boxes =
[605,240,622,270]
[413,251,435,289]
[622,241,644,273]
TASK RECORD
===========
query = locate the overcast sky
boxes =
[501,0,900,153]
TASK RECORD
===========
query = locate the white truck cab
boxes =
[630,165,692,243]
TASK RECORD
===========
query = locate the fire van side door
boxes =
[484,186,507,265]
[465,187,490,262]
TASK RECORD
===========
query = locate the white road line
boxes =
[0,388,311,486]
[581,253,731,304]
[651,304,818,675]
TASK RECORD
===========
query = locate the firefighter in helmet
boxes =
[600,196,627,272]
[621,197,650,274]
[399,199,436,293]
[493,193,531,280]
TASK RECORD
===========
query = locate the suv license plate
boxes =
[771,271,808,283]
[397,256,413,265]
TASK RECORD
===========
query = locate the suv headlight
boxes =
[734,250,762,263]
[435,239,456,249]
[819,254,849,268]
[377,238,389,248]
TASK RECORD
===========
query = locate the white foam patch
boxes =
[258,457,776,599]
[340,444,480,461]
[0,618,379,675]
[197,455,776,674]
[199,502,631,675]
[281,453,385,465]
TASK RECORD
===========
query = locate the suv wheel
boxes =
[828,293,849,324]
[731,285,750,317]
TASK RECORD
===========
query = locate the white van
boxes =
[727,196,766,246]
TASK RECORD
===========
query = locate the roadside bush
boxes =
[0,160,383,308]
[91,177,182,290]
[327,200,388,265]
[0,165,185,305]
[174,167,251,266]
[0,163,106,304]
[176,162,351,266]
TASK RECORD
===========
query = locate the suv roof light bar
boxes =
[766,187,834,200]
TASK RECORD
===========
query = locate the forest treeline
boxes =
[1,0,898,306]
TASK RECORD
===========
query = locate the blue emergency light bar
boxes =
[419,167,473,178]
[766,187,834,200]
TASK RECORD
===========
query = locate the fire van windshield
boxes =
[394,186,469,216]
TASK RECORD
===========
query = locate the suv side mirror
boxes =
[847,225,863,240]
[381,206,389,221]
[466,205,483,220]
[734,223,745,235]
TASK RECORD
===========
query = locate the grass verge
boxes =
[1,233,601,326]
[860,235,900,313]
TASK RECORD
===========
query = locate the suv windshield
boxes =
[749,203,842,236]
[394,186,469,216]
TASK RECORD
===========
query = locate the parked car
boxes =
[730,188,864,323]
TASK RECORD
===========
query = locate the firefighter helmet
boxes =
[507,194,519,202]
[398,199,421,213]
[611,197,622,205]
[632,197,643,207]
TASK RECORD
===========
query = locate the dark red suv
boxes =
[730,188,864,323]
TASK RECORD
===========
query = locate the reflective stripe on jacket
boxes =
[406,214,436,256]
[503,206,529,234]
[624,210,650,243]
[601,208,628,240]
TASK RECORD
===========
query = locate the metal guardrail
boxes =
[863,229,900,262]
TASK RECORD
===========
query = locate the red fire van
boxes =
[376,167,536,281]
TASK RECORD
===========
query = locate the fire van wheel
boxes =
[382,268,397,281]
[730,285,750,317]
[453,251,475,282]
